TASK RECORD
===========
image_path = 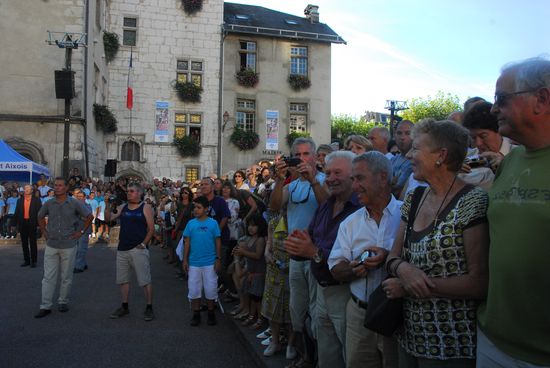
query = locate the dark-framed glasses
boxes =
[494,90,535,106]
[290,183,311,204]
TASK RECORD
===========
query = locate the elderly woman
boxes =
[316,143,335,172]
[344,134,373,155]
[383,119,489,367]
[233,170,250,191]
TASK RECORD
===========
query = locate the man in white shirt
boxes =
[328,151,401,368]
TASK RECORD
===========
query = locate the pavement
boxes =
[0,236,266,368]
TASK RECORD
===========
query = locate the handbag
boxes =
[363,186,427,337]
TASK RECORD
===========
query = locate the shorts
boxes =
[187,265,218,300]
[116,247,151,287]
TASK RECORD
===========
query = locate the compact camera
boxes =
[282,156,302,167]
[465,155,489,168]
[358,250,376,265]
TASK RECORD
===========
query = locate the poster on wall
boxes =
[155,101,170,142]
[265,110,279,150]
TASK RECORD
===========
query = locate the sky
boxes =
[231,0,550,117]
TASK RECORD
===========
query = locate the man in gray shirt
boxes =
[34,177,93,318]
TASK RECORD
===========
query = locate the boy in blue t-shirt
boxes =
[182,196,221,326]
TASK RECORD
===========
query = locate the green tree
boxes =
[331,114,381,144]
[400,91,462,122]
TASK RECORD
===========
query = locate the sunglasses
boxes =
[234,175,243,178]
[494,89,535,106]
[290,183,311,204]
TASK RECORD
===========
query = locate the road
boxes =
[0,240,257,368]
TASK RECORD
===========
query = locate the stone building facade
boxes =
[0,1,343,182]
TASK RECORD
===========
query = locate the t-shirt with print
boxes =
[6,197,17,215]
[183,217,220,267]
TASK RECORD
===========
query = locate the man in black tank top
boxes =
[105,182,155,321]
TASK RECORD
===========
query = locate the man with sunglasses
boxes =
[270,137,329,364]
[106,182,155,321]
[477,57,550,367]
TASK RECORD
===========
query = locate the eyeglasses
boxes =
[234,175,242,178]
[290,183,311,204]
[494,90,535,106]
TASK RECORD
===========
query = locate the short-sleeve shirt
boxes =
[6,197,17,215]
[183,217,220,267]
[391,154,413,191]
[398,185,488,360]
[287,172,326,235]
[207,196,231,241]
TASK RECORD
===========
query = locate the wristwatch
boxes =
[313,247,323,263]
[80,230,84,235]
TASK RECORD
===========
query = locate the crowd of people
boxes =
[7,56,550,368]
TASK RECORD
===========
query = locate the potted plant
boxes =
[174,81,202,103]
[103,31,119,63]
[181,0,203,15]
[174,135,201,157]
[286,131,310,147]
[236,69,259,88]
[230,128,260,150]
[288,74,311,91]
[93,104,118,133]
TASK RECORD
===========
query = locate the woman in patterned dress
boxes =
[383,119,490,367]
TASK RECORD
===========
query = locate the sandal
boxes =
[229,306,242,316]
[241,315,256,326]
[234,311,249,320]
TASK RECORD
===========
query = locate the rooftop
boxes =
[224,2,346,44]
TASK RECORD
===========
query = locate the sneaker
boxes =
[256,328,272,339]
[190,312,201,326]
[207,311,216,326]
[144,307,154,322]
[261,337,272,346]
[110,307,129,319]
[34,309,51,318]
[263,343,282,357]
[286,345,297,360]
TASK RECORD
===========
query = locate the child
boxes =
[182,196,221,326]
[232,214,267,329]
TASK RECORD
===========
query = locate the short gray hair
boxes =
[502,56,550,91]
[352,151,393,184]
[127,182,144,194]
[291,137,316,156]
[369,127,390,141]
[325,150,356,168]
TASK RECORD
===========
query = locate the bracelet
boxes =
[385,257,400,274]
[393,260,406,276]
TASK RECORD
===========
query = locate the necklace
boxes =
[416,175,458,229]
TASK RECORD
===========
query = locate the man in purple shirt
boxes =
[285,150,360,368]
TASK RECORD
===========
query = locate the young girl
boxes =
[232,214,267,329]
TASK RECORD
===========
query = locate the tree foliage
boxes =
[331,114,381,143]
[400,91,462,122]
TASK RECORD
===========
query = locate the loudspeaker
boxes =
[104,159,117,177]
[54,70,75,99]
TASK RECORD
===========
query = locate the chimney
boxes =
[304,4,319,23]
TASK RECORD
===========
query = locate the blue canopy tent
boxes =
[0,139,50,183]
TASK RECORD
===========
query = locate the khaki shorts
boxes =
[116,247,151,287]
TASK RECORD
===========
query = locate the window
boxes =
[122,17,137,46]
[177,59,203,87]
[239,41,256,72]
[175,112,202,142]
[121,140,140,161]
[290,46,308,76]
[236,99,256,131]
[289,103,308,133]
[185,167,200,183]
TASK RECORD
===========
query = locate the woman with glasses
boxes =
[233,170,250,191]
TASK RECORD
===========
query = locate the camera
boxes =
[358,250,375,265]
[465,155,489,168]
[282,156,302,167]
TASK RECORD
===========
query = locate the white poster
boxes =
[155,101,170,142]
[265,110,279,150]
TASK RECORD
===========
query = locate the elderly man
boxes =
[15,184,42,267]
[367,127,393,159]
[270,137,329,363]
[34,178,93,318]
[390,120,414,198]
[328,152,401,368]
[284,151,360,368]
[477,57,550,367]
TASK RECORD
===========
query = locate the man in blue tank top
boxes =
[105,182,155,321]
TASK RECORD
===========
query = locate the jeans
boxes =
[74,235,89,270]
[40,245,77,309]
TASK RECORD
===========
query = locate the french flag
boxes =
[126,48,133,110]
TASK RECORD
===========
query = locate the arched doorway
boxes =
[4,137,47,165]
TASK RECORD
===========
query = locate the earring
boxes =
[436,161,441,167]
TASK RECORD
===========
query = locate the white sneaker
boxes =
[261,336,271,346]
[263,343,281,357]
[256,327,271,339]
[286,345,297,360]
[92,233,96,238]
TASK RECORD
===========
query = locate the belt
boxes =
[351,293,368,309]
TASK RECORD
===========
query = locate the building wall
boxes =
[0,0,107,179]
[106,0,223,181]
[222,34,332,173]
